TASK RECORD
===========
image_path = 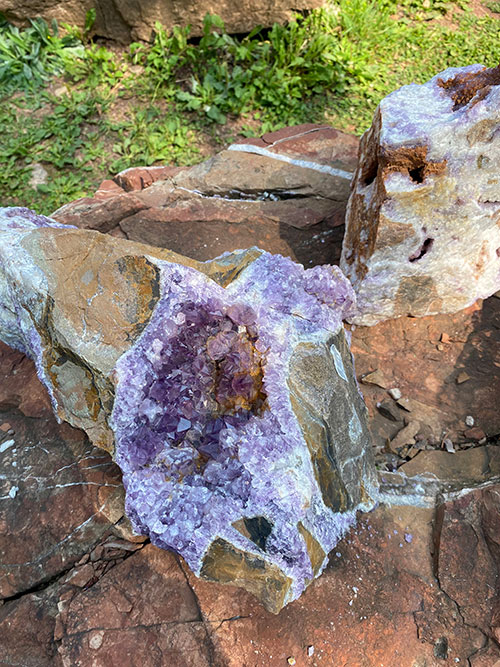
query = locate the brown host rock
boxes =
[0,0,324,43]
[0,206,377,613]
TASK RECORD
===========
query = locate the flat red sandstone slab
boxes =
[52,125,356,267]
[2,486,499,666]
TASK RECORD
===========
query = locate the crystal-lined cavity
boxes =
[0,207,378,612]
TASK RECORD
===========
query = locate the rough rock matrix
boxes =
[0,0,323,43]
[0,207,377,612]
[341,64,500,325]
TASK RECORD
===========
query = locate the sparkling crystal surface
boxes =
[111,255,360,599]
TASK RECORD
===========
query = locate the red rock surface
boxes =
[351,295,500,457]
[2,124,500,665]
[53,124,357,266]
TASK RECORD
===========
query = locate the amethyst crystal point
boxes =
[0,207,378,612]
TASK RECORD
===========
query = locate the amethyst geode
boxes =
[0,207,377,612]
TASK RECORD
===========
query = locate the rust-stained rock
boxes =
[400,445,500,487]
[341,64,500,325]
[436,487,500,634]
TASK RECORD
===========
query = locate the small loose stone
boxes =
[465,415,475,427]
[389,421,420,451]
[287,657,296,665]
[361,369,388,388]
[397,398,412,412]
[456,371,471,384]
[376,400,400,422]
[0,439,15,453]
[388,388,402,400]
[464,427,485,441]
[29,163,49,189]
[89,631,104,650]
[443,438,455,453]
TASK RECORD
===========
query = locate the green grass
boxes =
[0,0,499,215]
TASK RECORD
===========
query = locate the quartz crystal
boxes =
[341,64,500,325]
[0,207,377,612]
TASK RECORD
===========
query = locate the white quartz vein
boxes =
[228,143,353,179]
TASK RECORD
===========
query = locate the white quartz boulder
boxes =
[341,64,500,325]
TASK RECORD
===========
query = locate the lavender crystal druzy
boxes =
[0,207,378,611]
[111,252,373,607]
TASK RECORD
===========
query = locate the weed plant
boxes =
[0,15,82,92]
[0,0,499,214]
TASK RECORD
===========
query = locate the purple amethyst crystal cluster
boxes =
[0,208,378,612]
[112,254,376,610]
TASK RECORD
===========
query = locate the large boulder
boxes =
[0,0,324,43]
[0,206,377,612]
[53,124,358,268]
[341,64,500,325]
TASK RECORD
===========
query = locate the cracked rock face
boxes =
[0,207,377,612]
[341,64,500,325]
[52,124,358,268]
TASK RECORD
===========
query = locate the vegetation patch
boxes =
[0,1,499,214]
